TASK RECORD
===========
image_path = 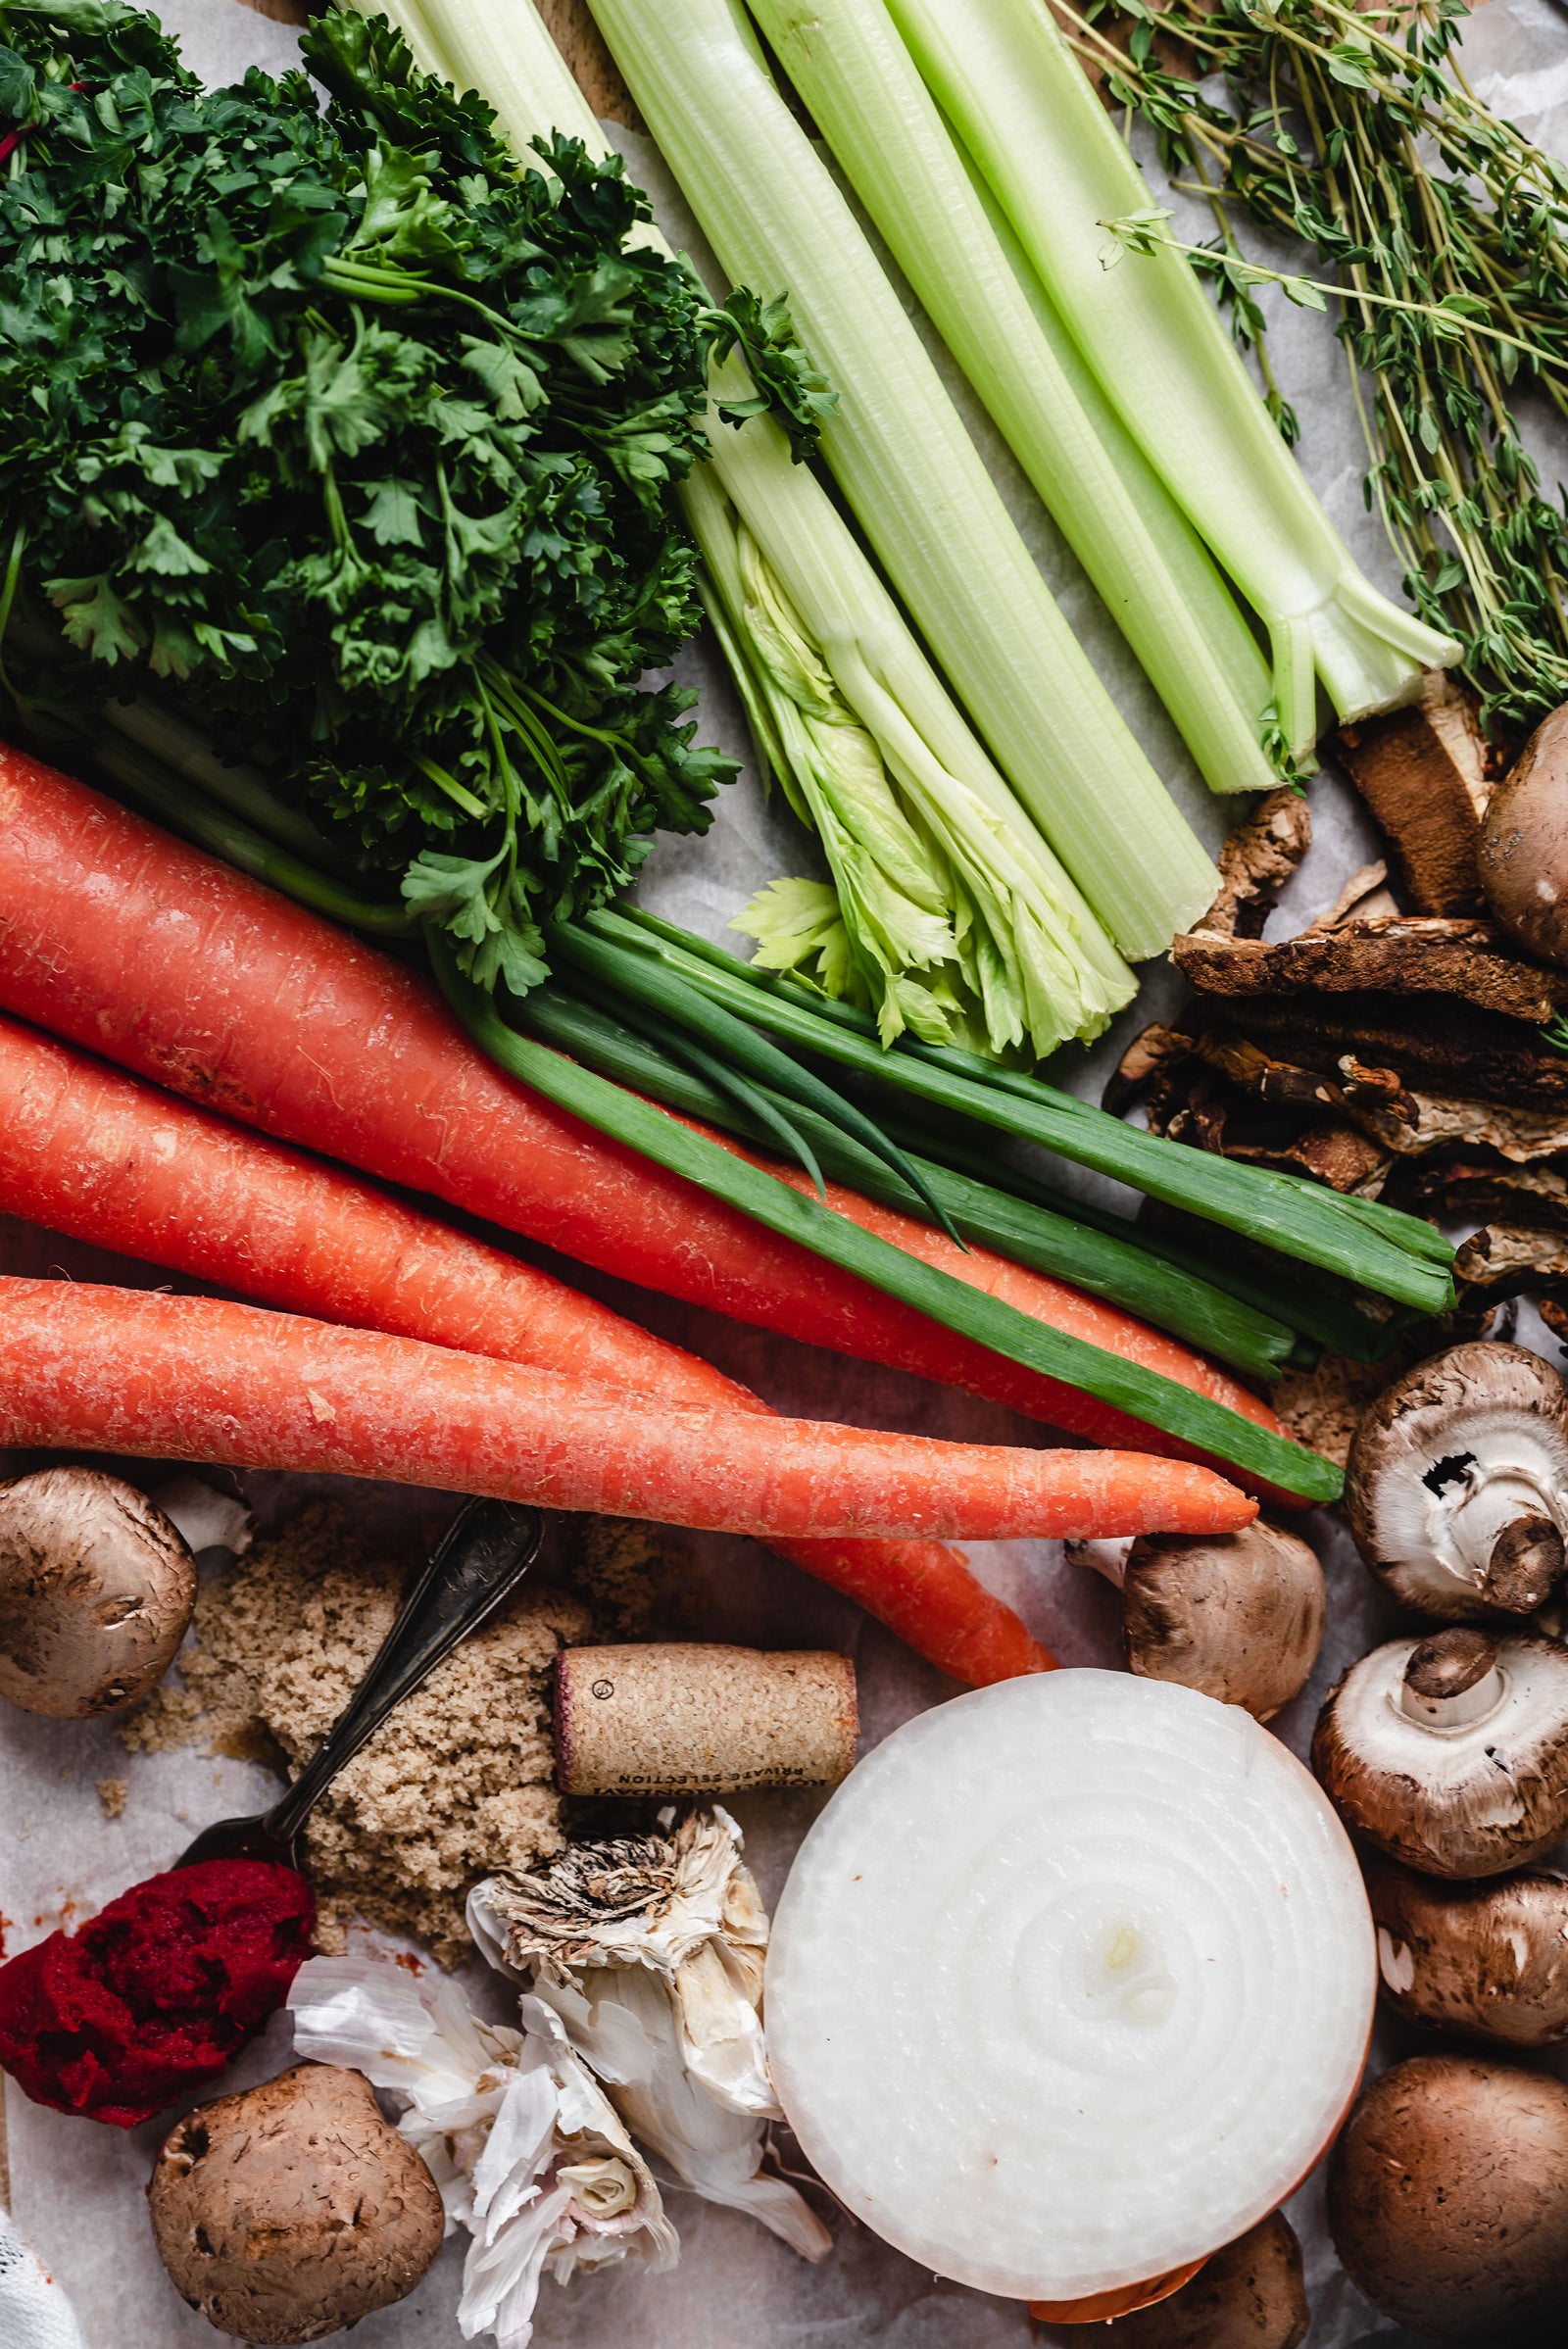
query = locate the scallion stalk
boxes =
[589,908,1455,1310]
[518,979,1301,1382]
[426,933,1340,1499]
[884,0,1457,759]
[581,0,1224,960]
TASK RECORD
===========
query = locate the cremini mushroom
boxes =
[1328,2053,1568,2341]
[1100,2212,1308,2347]
[1312,1626,1568,1877]
[149,2063,444,2343]
[1364,1851,1568,2047]
[1346,1343,1568,1618]
[0,1467,196,1717]
[1066,1523,1325,1720]
[1478,702,1568,964]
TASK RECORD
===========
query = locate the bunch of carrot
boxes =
[0,744,1292,1682]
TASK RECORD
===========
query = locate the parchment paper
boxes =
[4,3,1568,2340]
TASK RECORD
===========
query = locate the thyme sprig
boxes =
[1070,0,1568,737]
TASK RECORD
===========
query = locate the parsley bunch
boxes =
[0,0,829,987]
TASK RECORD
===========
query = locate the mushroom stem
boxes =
[1398,1630,1504,1732]
[1064,1537,1133,1591]
[1444,1473,1566,1611]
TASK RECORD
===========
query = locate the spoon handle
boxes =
[263,1499,544,1850]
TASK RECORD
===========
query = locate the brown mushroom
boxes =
[149,2063,444,2343]
[1478,702,1568,964]
[1345,1343,1568,1618]
[1312,1627,1568,1877]
[1364,1851,1568,2047]
[1327,2054,1568,2341]
[0,1467,196,1717]
[1067,1522,1325,1720]
[1099,2212,1307,2346]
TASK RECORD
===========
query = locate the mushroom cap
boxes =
[0,1467,196,1717]
[1312,1631,1568,1877]
[1365,1853,1568,2048]
[1120,1524,1325,1721]
[149,2063,444,2343]
[1346,1344,1568,1618]
[1327,2053,1568,2340]
[1098,2212,1308,2347]
[1479,705,1568,964]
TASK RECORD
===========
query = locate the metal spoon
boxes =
[175,1497,544,1871]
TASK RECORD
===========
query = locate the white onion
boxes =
[765,1670,1373,2307]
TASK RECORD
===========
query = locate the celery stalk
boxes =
[363,0,1140,1051]
[746,0,1278,796]
[887,0,1458,758]
[580,0,1222,961]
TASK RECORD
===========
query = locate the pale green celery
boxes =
[687,462,1121,1055]
[886,0,1457,760]
[371,0,1137,1050]
[747,0,1277,797]
[582,0,1220,961]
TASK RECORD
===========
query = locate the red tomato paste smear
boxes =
[0,1859,315,2128]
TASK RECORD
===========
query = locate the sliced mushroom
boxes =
[1100,2212,1307,2346]
[1328,2054,1568,2341]
[1364,1851,1568,2047]
[1312,1627,1568,1877]
[1068,1522,1325,1721]
[0,1467,196,1717]
[1346,1343,1568,1617]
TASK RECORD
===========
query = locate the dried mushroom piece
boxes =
[1407,1157,1568,1231]
[1313,1627,1568,1876]
[1303,857,1399,931]
[1363,1852,1568,2048]
[1207,994,1568,1109]
[1454,1224,1568,1291]
[1346,1343,1568,1616]
[1190,787,1311,941]
[1347,1084,1568,1162]
[1336,670,1496,916]
[1173,915,1568,1023]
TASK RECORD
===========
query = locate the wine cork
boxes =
[554,1643,858,1796]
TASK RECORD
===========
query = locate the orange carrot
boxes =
[0,1011,1049,1683]
[0,748,1285,1465]
[0,1280,1257,1540]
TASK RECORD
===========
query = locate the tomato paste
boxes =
[0,1859,315,2127]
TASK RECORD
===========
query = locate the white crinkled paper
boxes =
[4,1,1568,2341]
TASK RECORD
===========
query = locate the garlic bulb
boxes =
[765,1671,1374,2312]
[470,1808,830,2262]
[287,1954,675,2349]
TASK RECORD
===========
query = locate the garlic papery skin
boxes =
[764,1671,1374,2306]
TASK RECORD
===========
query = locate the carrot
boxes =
[0,1280,1257,1540]
[0,1009,1049,1683]
[0,747,1285,1470]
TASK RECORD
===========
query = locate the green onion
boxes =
[427,935,1341,1500]
[595,908,1454,1310]
[746,0,1279,797]
[546,914,963,1242]
[524,980,1304,1382]
[582,0,1224,962]
[883,0,1457,759]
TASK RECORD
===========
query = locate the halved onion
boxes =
[765,1670,1373,2309]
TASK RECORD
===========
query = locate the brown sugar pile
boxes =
[124,1502,594,1966]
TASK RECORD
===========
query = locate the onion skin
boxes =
[1028,2255,1208,2325]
